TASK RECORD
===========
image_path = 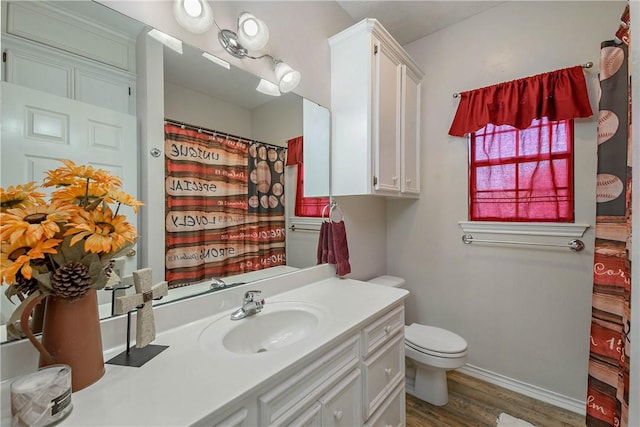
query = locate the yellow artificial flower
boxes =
[108,189,144,213]
[0,237,61,283]
[43,159,122,188]
[0,203,70,245]
[64,205,137,253]
[0,182,46,211]
[50,182,110,207]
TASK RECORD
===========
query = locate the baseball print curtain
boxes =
[586,4,631,426]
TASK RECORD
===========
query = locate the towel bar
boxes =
[461,233,585,252]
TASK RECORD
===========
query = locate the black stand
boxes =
[106,306,168,368]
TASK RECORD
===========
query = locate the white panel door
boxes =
[1,81,139,275]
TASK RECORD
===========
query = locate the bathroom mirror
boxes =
[0,0,329,342]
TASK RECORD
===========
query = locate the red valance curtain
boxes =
[449,66,593,136]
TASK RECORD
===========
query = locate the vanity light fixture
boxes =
[215,11,301,93]
[173,0,214,34]
[256,79,281,97]
[202,52,230,70]
[147,29,183,54]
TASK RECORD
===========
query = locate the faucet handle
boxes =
[243,290,262,303]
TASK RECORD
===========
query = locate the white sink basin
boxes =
[198,301,325,355]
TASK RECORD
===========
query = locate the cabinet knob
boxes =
[392,175,398,182]
[384,325,391,334]
[333,410,343,420]
[385,368,392,376]
[406,179,412,184]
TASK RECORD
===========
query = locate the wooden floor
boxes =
[406,370,585,427]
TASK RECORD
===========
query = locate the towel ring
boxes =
[329,202,344,222]
[321,202,344,222]
[321,203,331,220]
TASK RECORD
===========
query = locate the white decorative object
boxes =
[11,365,72,427]
[115,268,168,348]
[596,173,624,203]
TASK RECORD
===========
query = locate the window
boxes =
[295,163,329,217]
[285,136,329,217]
[469,117,574,222]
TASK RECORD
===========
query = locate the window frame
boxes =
[468,118,575,223]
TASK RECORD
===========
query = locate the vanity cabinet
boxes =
[205,304,406,427]
[329,19,423,198]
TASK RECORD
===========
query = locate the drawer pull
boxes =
[385,424,393,427]
[385,368,392,376]
[334,410,343,420]
[384,325,391,334]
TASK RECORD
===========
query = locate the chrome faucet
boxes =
[230,290,265,320]
[210,278,227,290]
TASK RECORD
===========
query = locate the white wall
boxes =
[164,81,252,137]
[392,1,625,404]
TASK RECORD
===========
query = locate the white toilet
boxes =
[368,275,468,406]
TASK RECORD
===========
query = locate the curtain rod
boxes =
[164,118,287,150]
[452,62,594,99]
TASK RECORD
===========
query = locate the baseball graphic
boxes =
[596,173,624,203]
[255,161,272,193]
[268,148,278,162]
[600,46,624,80]
[248,195,259,208]
[597,110,619,145]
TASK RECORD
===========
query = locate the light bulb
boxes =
[237,12,269,51]
[173,0,213,34]
[274,61,301,93]
[242,19,259,37]
[183,0,202,17]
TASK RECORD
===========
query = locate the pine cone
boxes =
[51,262,92,300]
[14,274,39,295]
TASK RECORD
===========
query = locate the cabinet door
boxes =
[320,369,362,427]
[3,48,73,98]
[372,39,402,195]
[401,66,421,195]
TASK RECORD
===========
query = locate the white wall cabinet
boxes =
[203,304,406,427]
[329,19,423,198]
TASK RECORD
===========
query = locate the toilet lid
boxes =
[405,323,467,354]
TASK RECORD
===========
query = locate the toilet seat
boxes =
[405,323,468,358]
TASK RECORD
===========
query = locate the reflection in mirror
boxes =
[0,0,329,343]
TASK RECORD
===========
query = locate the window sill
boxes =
[457,221,590,237]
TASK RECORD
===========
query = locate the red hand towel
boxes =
[317,221,327,264]
[321,221,329,263]
[327,222,336,264]
[331,220,351,276]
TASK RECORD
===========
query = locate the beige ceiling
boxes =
[336,1,506,45]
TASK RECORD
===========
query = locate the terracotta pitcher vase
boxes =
[21,289,105,392]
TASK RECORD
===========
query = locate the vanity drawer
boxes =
[320,368,362,426]
[259,334,360,425]
[286,403,322,427]
[362,305,405,357]
[363,332,405,419]
[364,380,405,427]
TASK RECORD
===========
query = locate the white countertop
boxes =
[2,275,407,426]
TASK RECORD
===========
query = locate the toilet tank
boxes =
[368,275,406,288]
